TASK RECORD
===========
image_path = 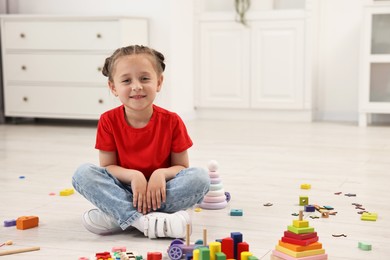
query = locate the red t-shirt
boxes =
[95,105,193,179]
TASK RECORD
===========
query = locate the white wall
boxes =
[3,0,384,123]
[6,0,196,119]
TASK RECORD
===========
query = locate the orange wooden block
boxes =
[278,241,322,252]
[16,216,39,230]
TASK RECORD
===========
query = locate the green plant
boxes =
[235,0,251,26]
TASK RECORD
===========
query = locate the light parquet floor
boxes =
[0,119,389,259]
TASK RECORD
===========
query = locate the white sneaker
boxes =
[143,211,191,239]
[82,209,122,235]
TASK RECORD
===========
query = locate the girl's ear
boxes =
[108,81,118,96]
[157,74,164,92]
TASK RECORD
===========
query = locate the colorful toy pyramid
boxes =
[199,160,229,210]
[271,211,328,260]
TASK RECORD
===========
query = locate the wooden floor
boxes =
[0,119,389,259]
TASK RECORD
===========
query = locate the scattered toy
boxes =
[332,234,347,237]
[0,240,12,247]
[344,193,356,197]
[263,203,273,207]
[358,242,372,251]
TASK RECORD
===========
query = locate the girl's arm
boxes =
[99,150,148,213]
[147,150,189,210]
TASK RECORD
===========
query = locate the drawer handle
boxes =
[96,33,102,38]
[97,67,102,72]
[21,65,27,71]
[23,97,28,102]
[20,33,26,38]
[98,99,104,104]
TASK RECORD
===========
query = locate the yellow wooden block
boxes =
[275,245,325,258]
[240,251,252,260]
[287,225,314,234]
[293,219,309,228]
[361,212,377,221]
[59,188,74,196]
[301,184,311,189]
[193,249,200,260]
[209,242,221,260]
[278,240,322,252]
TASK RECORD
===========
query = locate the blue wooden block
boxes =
[304,205,315,212]
[230,209,243,216]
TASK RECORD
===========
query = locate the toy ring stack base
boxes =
[199,201,228,210]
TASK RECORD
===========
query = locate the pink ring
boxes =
[209,172,220,178]
[203,195,226,203]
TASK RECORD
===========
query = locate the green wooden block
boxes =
[215,252,226,260]
[358,241,372,251]
[299,196,309,206]
[287,225,315,234]
[199,247,210,260]
[248,256,259,260]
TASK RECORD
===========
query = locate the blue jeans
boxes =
[72,163,210,230]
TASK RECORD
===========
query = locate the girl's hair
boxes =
[102,45,166,81]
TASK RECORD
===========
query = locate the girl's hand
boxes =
[130,171,148,214]
[147,170,167,212]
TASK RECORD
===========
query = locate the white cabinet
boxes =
[195,2,314,121]
[359,4,390,126]
[0,15,148,120]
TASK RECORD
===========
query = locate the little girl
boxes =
[72,45,210,238]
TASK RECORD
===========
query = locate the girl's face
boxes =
[109,54,163,113]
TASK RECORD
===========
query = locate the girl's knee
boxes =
[189,167,210,189]
[72,163,98,185]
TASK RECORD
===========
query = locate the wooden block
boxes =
[237,242,249,260]
[193,249,200,260]
[287,225,315,234]
[230,232,243,259]
[272,250,328,260]
[199,247,210,260]
[284,231,317,240]
[221,237,234,259]
[304,205,316,212]
[358,242,372,251]
[215,252,226,260]
[209,242,221,260]
[293,220,309,228]
[281,236,319,246]
[278,241,322,252]
[230,209,243,216]
[247,256,258,260]
[275,245,325,258]
[60,188,74,196]
[240,251,252,260]
[16,216,39,230]
[361,212,377,221]
[300,184,311,189]
[299,196,309,206]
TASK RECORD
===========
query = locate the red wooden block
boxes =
[147,252,162,260]
[284,231,317,240]
[281,236,319,246]
[237,242,249,260]
[221,237,234,259]
[95,251,111,259]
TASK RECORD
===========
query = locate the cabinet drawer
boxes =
[5,86,120,119]
[5,53,107,83]
[3,20,121,50]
